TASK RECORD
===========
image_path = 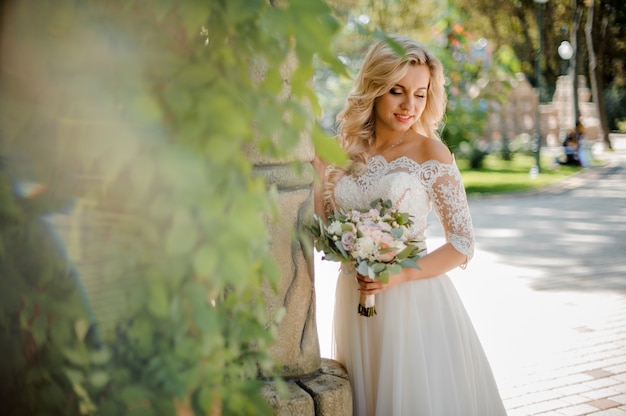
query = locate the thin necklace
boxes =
[375,129,409,155]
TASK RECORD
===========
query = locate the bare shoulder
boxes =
[404,132,453,165]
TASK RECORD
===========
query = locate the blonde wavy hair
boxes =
[323,35,447,214]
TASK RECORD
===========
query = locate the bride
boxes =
[312,35,507,416]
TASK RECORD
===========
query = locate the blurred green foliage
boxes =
[0,0,344,415]
[316,1,520,165]
[435,5,520,159]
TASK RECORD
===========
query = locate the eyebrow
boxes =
[393,84,428,91]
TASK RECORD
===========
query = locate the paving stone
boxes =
[558,403,603,415]
[560,394,592,405]
[588,398,623,410]
[582,387,625,401]
[592,408,626,415]
[611,393,626,404]
[313,139,626,416]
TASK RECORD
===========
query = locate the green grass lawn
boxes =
[457,153,584,196]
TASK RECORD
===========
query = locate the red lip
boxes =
[395,114,413,123]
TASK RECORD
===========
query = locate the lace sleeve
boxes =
[420,160,475,266]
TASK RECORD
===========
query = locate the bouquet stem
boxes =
[358,293,377,317]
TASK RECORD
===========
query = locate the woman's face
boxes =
[373,64,430,135]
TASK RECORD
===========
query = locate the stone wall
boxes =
[486,74,602,149]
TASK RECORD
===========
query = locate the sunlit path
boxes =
[316,145,626,415]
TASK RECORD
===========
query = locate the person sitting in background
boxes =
[575,120,592,168]
[556,131,581,166]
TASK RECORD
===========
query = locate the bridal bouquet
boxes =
[309,198,423,317]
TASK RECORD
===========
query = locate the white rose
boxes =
[327,220,343,236]
[352,236,378,261]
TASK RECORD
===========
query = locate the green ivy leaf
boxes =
[74,319,89,342]
[151,0,175,22]
[31,314,48,347]
[312,125,348,166]
[130,155,155,198]
[89,347,112,365]
[63,348,89,367]
[192,244,218,280]
[178,2,209,39]
[120,384,153,405]
[64,368,84,384]
[148,283,169,318]
[88,371,110,389]
[226,0,262,23]
[132,94,164,123]
[165,222,198,256]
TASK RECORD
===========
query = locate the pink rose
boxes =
[341,231,356,251]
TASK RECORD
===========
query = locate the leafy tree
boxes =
[455,0,626,145]
[584,0,626,146]
[0,0,344,415]
[319,1,520,167]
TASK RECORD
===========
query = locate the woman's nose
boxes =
[401,95,414,109]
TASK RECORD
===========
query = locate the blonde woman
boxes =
[313,35,506,415]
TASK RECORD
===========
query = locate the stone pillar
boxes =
[245,139,352,415]
[553,75,576,134]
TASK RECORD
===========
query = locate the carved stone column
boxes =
[245,139,352,415]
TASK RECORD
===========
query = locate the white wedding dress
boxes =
[332,155,507,416]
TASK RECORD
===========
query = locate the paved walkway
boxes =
[315,135,626,415]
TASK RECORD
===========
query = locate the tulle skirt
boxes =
[332,266,507,416]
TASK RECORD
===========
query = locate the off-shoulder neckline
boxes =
[370,154,456,168]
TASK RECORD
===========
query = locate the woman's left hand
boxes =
[356,272,406,295]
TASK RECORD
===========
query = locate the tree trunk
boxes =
[571,0,582,121]
[584,0,612,149]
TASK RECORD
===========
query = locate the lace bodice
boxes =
[334,155,474,261]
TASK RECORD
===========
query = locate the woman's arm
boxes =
[312,154,328,219]
[357,243,467,295]
[358,150,475,295]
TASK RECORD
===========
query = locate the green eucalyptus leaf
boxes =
[322,252,349,262]
[390,228,404,239]
[400,258,422,270]
[356,260,369,276]
[333,239,349,258]
[387,264,403,276]
[371,262,385,273]
[395,245,414,260]
[370,198,382,209]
